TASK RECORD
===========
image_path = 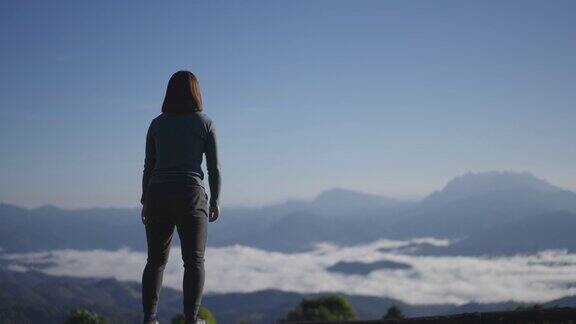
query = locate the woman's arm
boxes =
[140,120,156,205]
[205,121,221,212]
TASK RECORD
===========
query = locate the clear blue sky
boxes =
[1,1,575,208]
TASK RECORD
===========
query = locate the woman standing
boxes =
[140,71,221,324]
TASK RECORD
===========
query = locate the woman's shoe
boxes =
[186,319,206,324]
[143,320,159,324]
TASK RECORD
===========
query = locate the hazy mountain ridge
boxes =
[0,203,146,252]
[179,171,576,254]
[1,171,575,255]
[420,210,576,256]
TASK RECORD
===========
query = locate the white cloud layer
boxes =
[2,237,576,305]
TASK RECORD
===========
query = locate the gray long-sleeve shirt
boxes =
[140,112,221,207]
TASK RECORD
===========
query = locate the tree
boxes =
[171,306,217,324]
[64,308,106,324]
[285,294,356,321]
[382,305,405,320]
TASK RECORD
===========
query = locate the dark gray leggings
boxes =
[141,181,208,322]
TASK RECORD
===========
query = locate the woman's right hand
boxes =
[209,205,220,223]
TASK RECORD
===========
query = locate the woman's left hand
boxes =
[141,204,147,225]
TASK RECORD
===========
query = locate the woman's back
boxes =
[149,112,215,180]
[142,111,220,208]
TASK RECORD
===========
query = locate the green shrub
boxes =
[286,294,356,321]
[64,308,106,324]
[383,305,405,319]
[198,307,217,324]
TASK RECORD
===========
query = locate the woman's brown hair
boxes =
[161,70,203,113]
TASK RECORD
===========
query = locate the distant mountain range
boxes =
[390,172,576,255]
[1,171,575,255]
[1,269,571,324]
[422,171,563,206]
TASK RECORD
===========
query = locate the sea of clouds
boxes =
[2,237,576,305]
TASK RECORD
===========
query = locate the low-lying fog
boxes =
[2,237,576,305]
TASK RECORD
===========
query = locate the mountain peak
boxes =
[424,171,562,204]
